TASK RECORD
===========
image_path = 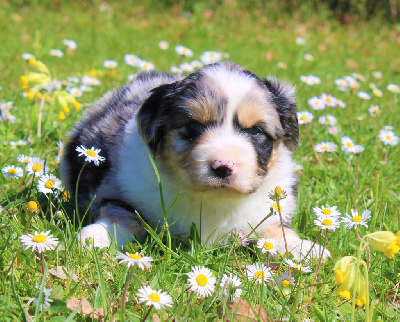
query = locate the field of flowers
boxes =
[0,1,399,321]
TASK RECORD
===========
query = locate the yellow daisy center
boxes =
[196,274,208,287]
[346,142,353,147]
[326,97,332,103]
[352,215,362,222]
[7,169,17,175]
[45,180,54,189]
[326,117,331,122]
[385,135,392,141]
[254,271,265,280]
[32,164,42,172]
[322,145,329,151]
[263,242,274,250]
[321,208,331,215]
[322,218,333,226]
[128,253,142,260]
[300,115,307,121]
[149,293,161,303]
[281,279,290,287]
[373,109,380,115]
[33,235,47,243]
[86,149,96,157]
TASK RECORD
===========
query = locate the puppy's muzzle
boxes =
[211,160,235,178]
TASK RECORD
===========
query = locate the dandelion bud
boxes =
[55,210,64,220]
[25,201,40,215]
[274,186,287,200]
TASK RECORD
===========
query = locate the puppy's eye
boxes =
[181,121,204,140]
[245,126,263,136]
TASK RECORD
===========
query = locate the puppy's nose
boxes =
[211,160,235,178]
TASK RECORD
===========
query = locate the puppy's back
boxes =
[61,71,181,209]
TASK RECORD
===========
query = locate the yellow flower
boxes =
[355,296,367,307]
[58,112,66,120]
[384,243,399,259]
[365,231,396,252]
[396,231,400,247]
[333,256,359,291]
[25,201,40,215]
[336,288,351,299]
[73,101,81,111]
[334,269,344,284]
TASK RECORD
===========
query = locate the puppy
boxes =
[62,62,326,259]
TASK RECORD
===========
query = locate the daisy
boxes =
[33,283,53,311]
[220,273,242,298]
[284,258,312,273]
[26,157,46,177]
[372,71,382,79]
[175,45,193,57]
[368,105,381,117]
[62,39,77,50]
[115,252,153,270]
[357,91,371,100]
[200,51,222,65]
[103,60,117,69]
[351,145,365,154]
[352,73,366,82]
[341,136,356,153]
[304,53,314,61]
[387,84,399,93]
[179,62,194,73]
[277,62,287,69]
[294,164,303,173]
[335,78,348,90]
[379,128,399,146]
[314,215,340,230]
[124,54,142,67]
[344,76,359,89]
[246,263,273,284]
[20,230,59,253]
[37,173,62,194]
[308,97,325,110]
[373,88,383,97]
[314,142,337,153]
[229,228,249,247]
[257,238,280,255]
[158,40,169,50]
[187,266,216,297]
[80,85,93,92]
[313,205,341,218]
[170,66,182,74]
[50,49,64,57]
[22,53,35,61]
[297,111,314,124]
[82,76,101,86]
[136,286,173,310]
[337,99,346,108]
[139,60,155,71]
[190,60,203,69]
[275,272,295,289]
[341,209,371,229]
[2,165,23,179]
[295,37,306,45]
[320,93,337,107]
[319,115,337,126]
[10,140,28,146]
[17,154,32,164]
[75,145,106,165]
[69,87,83,98]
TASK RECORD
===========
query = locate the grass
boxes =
[0,1,399,320]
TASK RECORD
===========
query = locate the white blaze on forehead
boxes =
[203,66,281,137]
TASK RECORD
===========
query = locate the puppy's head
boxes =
[137,62,298,194]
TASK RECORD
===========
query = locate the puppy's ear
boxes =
[136,82,177,154]
[264,77,299,151]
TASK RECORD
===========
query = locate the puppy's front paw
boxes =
[79,223,111,248]
[289,239,331,261]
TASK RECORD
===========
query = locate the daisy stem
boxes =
[310,230,328,293]
[355,227,371,268]
[302,229,322,261]
[121,266,134,321]
[304,124,320,164]
[354,155,360,195]
[36,95,45,138]
[276,198,289,260]
[75,162,87,224]
[371,169,380,231]
[383,147,389,165]
[141,305,153,322]
[232,248,246,280]
[248,209,273,238]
